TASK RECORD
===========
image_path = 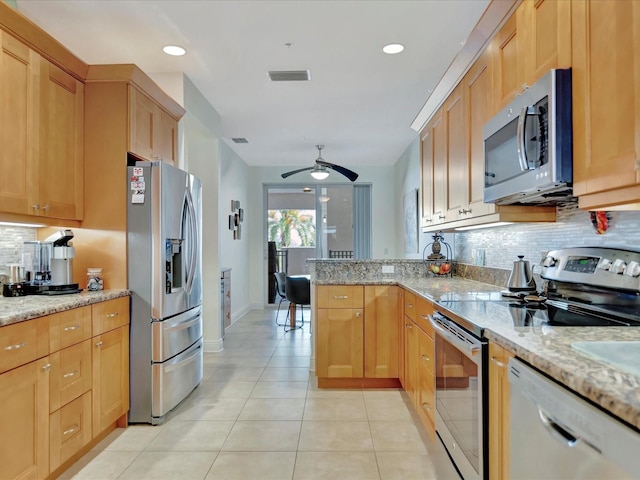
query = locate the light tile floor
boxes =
[60,308,460,479]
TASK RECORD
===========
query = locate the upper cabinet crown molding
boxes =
[85,64,186,120]
[0,1,88,81]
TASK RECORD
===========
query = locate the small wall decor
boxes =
[230,200,244,240]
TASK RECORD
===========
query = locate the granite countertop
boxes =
[0,289,130,327]
[315,274,640,431]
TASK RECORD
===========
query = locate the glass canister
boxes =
[86,268,103,291]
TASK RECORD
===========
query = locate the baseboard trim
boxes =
[318,377,401,389]
[204,338,224,353]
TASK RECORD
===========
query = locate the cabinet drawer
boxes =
[0,318,49,374]
[317,286,363,309]
[49,306,91,352]
[416,297,435,338]
[49,391,92,471]
[404,289,417,321]
[418,332,435,378]
[92,297,129,335]
[50,339,92,412]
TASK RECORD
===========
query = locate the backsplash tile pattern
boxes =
[0,226,36,269]
[454,203,640,271]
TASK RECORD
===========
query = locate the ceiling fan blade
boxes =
[281,166,314,179]
[317,160,359,182]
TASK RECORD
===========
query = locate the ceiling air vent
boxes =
[232,138,249,144]
[268,70,311,82]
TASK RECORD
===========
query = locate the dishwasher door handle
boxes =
[538,407,580,448]
[427,314,480,357]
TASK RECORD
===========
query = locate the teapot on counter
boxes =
[507,255,537,292]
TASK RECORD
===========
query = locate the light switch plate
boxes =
[382,265,394,274]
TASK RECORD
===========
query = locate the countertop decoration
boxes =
[422,231,453,277]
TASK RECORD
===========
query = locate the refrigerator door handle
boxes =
[183,188,198,296]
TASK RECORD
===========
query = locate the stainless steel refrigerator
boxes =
[127,158,203,424]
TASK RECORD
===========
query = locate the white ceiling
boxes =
[16,0,490,172]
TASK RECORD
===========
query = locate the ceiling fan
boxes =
[281,145,359,182]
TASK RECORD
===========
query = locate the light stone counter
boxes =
[313,271,640,431]
[0,289,130,326]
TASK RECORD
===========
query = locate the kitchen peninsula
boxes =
[310,258,640,478]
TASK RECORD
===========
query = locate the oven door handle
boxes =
[427,315,481,357]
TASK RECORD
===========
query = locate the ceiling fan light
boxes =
[310,170,329,180]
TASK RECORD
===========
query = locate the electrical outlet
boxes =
[382,265,394,274]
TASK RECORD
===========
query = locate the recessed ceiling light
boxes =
[163,45,186,56]
[382,43,404,55]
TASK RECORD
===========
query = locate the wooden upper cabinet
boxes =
[492,12,521,111]
[129,86,178,165]
[465,47,494,218]
[420,126,434,228]
[0,31,40,217]
[39,60,84,220]
[572,0,640,209]
[444,83,468,222]
[521,0,571,85]
[431,110,447,225]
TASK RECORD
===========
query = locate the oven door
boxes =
[429,312,487,480]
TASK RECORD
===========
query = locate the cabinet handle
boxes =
[405,324,412,329]
[355,312,361,318]
[406,303,413,308]
[438,215,445,220]
[42,363,51,372]
[458,208,472,215]
[43,205,50,212]
[63,324,81,332]
[63,423,79,436]
[63,370,79,379]
[333,295,348,300]
[425,218,432,223]
[421,355,430,362]
[106,312,119,318]
[422,403,432,413]
[4,342,25,351]
[490,356,507,368]
[95,341,103,348]
[32,204,40,211]
[419,314,429,319]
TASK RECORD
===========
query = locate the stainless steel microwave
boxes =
[483,68,573,205]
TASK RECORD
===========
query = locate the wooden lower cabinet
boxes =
[92,324,129,435]
[403,318,418,408]
[316,308,364,378]
[364,285,400,378]
[0,356,50,480]
[489,342,514,480]
[416,326,435,438]
[50,391,92,471]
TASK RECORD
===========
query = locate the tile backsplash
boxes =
[0,226,36,269]
[454,202,640,270]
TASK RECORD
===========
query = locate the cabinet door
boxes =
[156,107,178,165]
[420,126,434,227]
[39,60,84,220]
[572,0,640,205]
[0,31,40,216]
[129,86,155,160]
[521,0,572,86]
[316,308,363,378]
[492,12,522,111]
[416,327,435,438]
[92,325,129,436]
[489,342,514,480]
[0,356,50,480]
[49,391,92,472]
[431,111,447,225]
[444,83,469,222]
[465,47,495,218]
[364,285,399,378]
[403,319,418,408]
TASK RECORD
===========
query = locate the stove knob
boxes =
[612,259,627,274]
[598,258,612,271]
[542,256,557,267]
[623,261,640,277]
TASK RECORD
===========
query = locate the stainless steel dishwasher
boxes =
[508,357,640,479]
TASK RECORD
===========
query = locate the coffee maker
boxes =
[23,229,81,295]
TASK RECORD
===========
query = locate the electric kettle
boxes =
[507,255,537,292]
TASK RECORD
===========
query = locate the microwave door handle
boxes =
[517,107,529,171]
